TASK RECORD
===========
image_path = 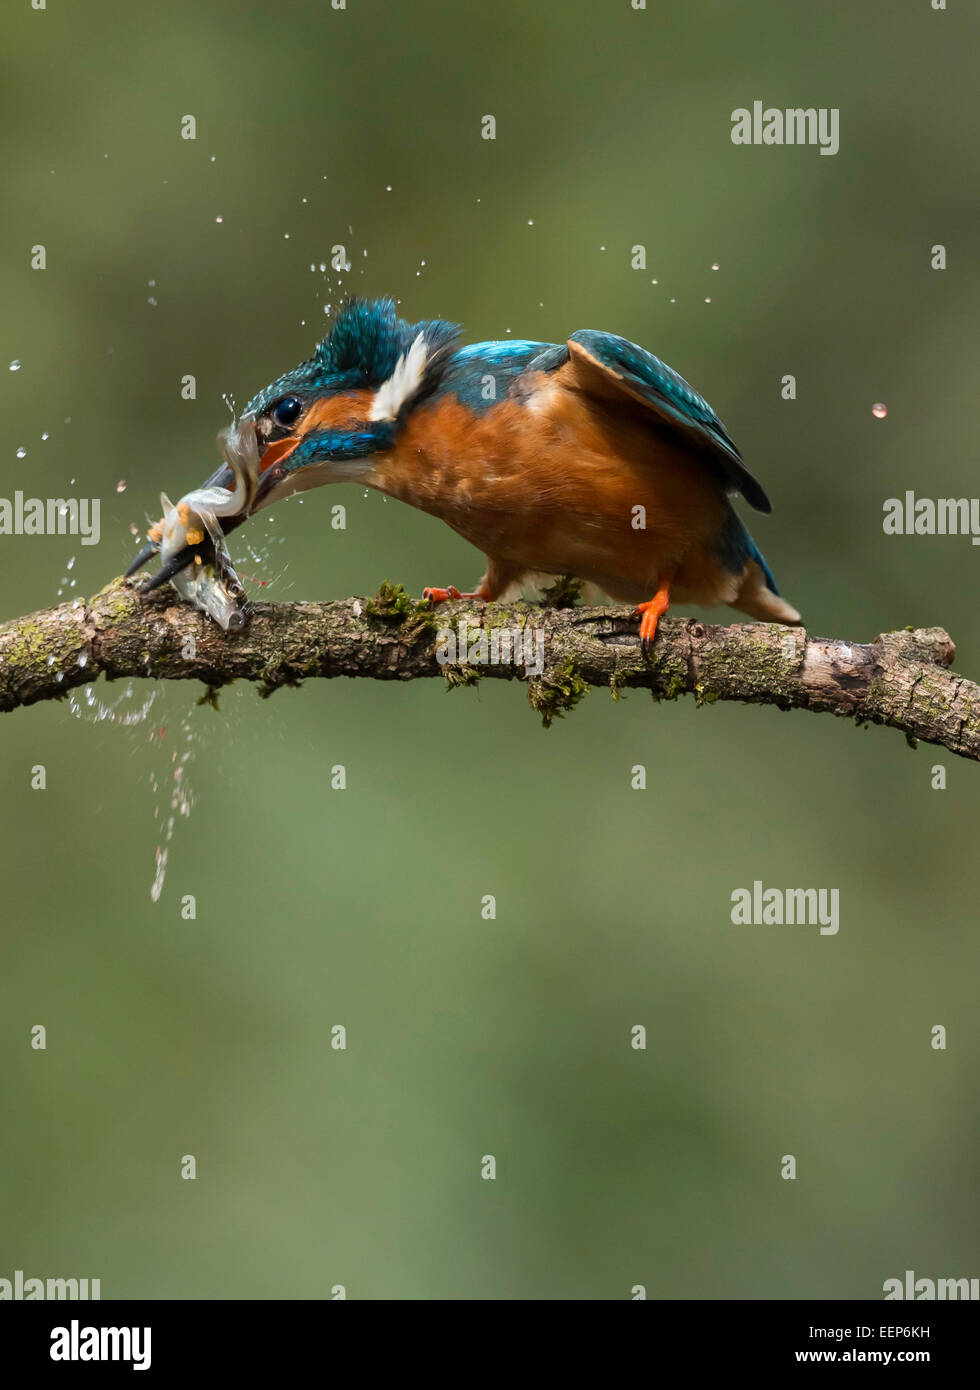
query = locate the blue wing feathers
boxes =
[566,330,772,514]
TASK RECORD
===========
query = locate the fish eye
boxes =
[272,396,302,427]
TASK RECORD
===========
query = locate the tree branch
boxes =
[1,577,977,759]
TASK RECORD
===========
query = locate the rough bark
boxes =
[0,577,978,760]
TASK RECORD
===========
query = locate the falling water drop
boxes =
[116,480,127,492]
[872,403,888,419]
[9,360,20,371]
[16,446,26,459]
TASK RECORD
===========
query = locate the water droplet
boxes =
[9,360,20,371]
[704,297,711,303]
[116,480,126,492]
[47,655,55,666]
[711,262,720,271]
[872,402,888,419]
[669,298,676,304]
[651,279,658,284]
[78,652,88,667]
[130,522,139,536]
[55,672,64,683]
[148,279,156,287]
[215,215,223,223]
[66,556,75,569]
[527,219,534,226]
[16,446,26,459]
[147,297,157,306]
[41,432,49,441]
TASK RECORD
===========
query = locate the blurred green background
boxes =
[2,0,978,1300]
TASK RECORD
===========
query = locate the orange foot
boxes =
[422,585,487,603]
[634,581,671,653]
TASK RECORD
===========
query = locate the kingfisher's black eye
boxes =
[272,396,302,427]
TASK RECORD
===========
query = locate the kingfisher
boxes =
[128,296,801,646]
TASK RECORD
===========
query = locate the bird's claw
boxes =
[634,585,671,656]
[422,585,463,603]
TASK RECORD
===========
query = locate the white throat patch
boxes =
[369,333,428,422]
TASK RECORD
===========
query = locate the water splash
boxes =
[67,681,158,726]
[149,717,196,903]
[55,554,78,601]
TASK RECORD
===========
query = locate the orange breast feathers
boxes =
[369,379,729,599]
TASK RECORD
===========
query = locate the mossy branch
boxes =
[0,577,977,761]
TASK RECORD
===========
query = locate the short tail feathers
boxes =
[745,532,780,596]
[734,558,802,624]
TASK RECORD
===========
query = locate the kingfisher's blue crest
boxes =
[245,297,460,420]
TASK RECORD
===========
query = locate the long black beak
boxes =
[124,541,162,579]
[125,460,247,590]
[124,410,293,591]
